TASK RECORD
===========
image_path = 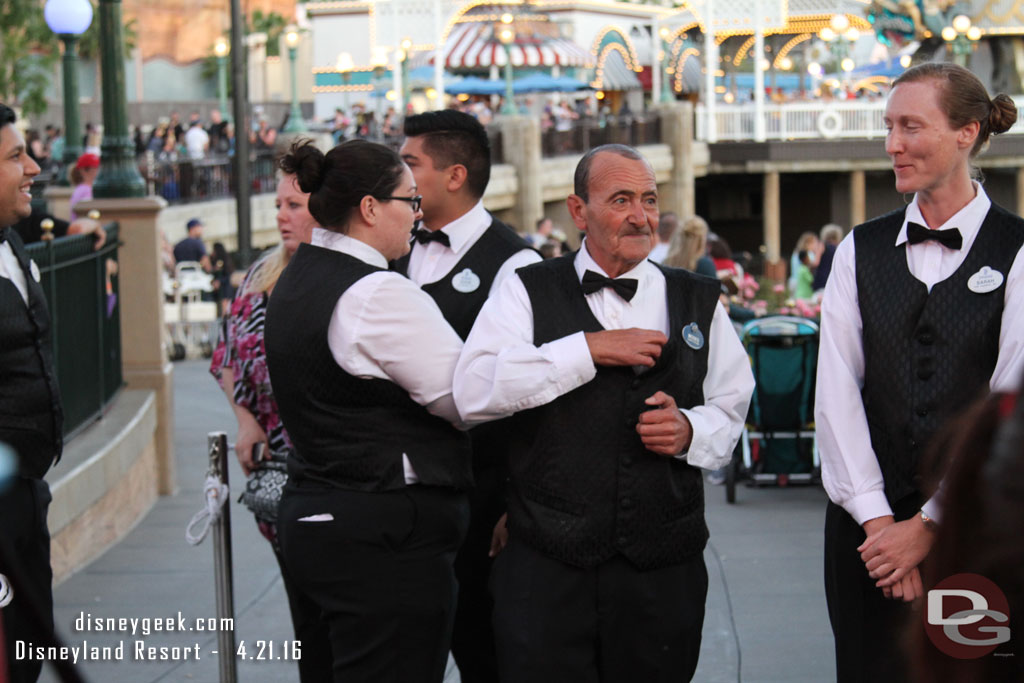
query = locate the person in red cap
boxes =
[69,152,99,221]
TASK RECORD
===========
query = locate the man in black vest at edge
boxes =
[395,109,539,683]
[454,144,754,682]
[815,63,1024,681]
[0,103,63,683]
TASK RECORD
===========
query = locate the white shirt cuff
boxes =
[845,490,894,526]
[677,408,723,469]
[503,331,595,413]
[920,496,941,525]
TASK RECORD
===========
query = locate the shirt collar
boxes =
[311,227,389,269]
[422,200,490,254]
[573,237,656,287]
[897,182,991,247]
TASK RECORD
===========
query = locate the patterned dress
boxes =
[210,260,292,538]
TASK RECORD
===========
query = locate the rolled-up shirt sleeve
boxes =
[814,236,893,525]
[454,273,597,424]
[680,303,755,470]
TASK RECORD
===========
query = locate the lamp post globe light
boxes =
[214,38,230,123]
[44,0,92,186]
[498,15,516,115]
[336,51,355,112]
[943,15,981,66]
[283,26,308,133]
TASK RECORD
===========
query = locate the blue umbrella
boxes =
[512,73,590,93]
[444,76,506,95]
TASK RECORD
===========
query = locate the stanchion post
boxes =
[207,431,237,683]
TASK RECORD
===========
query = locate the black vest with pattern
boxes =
[264,244,472,491]
[392,217,533,340]
[507,255,720,570]
[0,228,62,479]
[855,204,1024,506]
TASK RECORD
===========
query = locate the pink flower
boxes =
[773,283,785,294]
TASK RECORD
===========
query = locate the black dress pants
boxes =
[278,484,469,683]
[824,498,921,683]
[492,538,708,683]
[450,442,506,683]
[0,477,53,683]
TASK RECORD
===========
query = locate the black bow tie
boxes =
[411,228,450,248]
[906,221,962,250]
[581,270,638,302]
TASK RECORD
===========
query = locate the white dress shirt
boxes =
[0,240,29,305]
[815,184,1024,525]
[648,241,670,264]
[312,228,466,484]
[454,239,754,470]
[406,199,540,293]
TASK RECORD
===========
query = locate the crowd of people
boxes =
[2,61,1024,683]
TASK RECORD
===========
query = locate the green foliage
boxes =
[78,10,138,61]
[250,10,287,58]
[0,0,59,115]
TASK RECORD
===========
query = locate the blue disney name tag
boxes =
[682,322,704,350]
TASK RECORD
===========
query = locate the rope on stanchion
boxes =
[185,474,230,546]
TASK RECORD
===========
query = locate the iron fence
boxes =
[140,152,278,204]
[25,224,123,438]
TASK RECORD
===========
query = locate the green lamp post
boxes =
[283,25,308,133]
[659,26,675,104]
[942,15,981,67]
[44,0,92,186]
[92,0,146,197]
[498,14,516,115]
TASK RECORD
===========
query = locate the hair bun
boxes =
[280,139,327,194]
[989,94,1018,136]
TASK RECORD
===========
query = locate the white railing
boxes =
[696,96,1024,142]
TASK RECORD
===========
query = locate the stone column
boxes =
[44,186,74,222]
[1017,168,1024,217]
[658,102,695,218]
[500,115,543,233]
[763,171,785,280]
[849,170,866,228]
[246,33,268,105]
[75,196,176,495]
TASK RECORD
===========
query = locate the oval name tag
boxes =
[967,266,1004,294]
[682,322,704,350]
[452,268,481,294]
[29,259,41,283]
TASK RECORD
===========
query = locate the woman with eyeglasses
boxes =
[263,139,472,683]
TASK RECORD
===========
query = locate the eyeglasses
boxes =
[381,194,422,213]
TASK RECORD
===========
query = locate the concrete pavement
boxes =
[40,359,835,682]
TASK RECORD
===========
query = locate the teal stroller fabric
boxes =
[743,317,819,474]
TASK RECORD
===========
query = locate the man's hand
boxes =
[66,218,106,251]
[636,391,692,456]
[489,513,509,558]
[859,514,935,589]
[584,328,666,368]
[235,411,269,475]
[889,567,924,603]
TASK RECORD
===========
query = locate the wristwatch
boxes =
[920,510,938,531]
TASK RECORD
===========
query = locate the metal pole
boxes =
[58,34,83,187]
[704,0,717,142]
[207,431,237,683]
[753,0,766,142]
[651,20,661,108]
[284,45,307,133]
[93,0,146,198]
[502,45,516,114]
[230,0,252,266]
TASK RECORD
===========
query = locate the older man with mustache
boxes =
[455,144,754,682]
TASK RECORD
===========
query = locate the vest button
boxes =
[620,497,632,509]
[620,456,633,467]
[917,368,933,380]
[917,332,934,345]
[915,407,929,417]
[616,535,628,547]
[631,379,641,389]
[624,417,634,428]
[909,438,918,448]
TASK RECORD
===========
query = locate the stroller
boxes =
[725,316,820,503]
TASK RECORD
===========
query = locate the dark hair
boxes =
[798,249,811,264]
[893,63,1017,159]
[280,138,404,231]
[403,110,491,198]
[0,103,15,127]
[573,144,645,203]
[708,237,732,260]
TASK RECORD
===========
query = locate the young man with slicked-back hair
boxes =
[395,110,539,683]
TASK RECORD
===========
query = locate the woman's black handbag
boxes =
[239,447,288,523]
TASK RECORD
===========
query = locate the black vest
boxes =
[392,217,533,340]
[855,204,1024,506]
[0,228,63,479]
[507,255,720,570]
[264,244,472,492]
